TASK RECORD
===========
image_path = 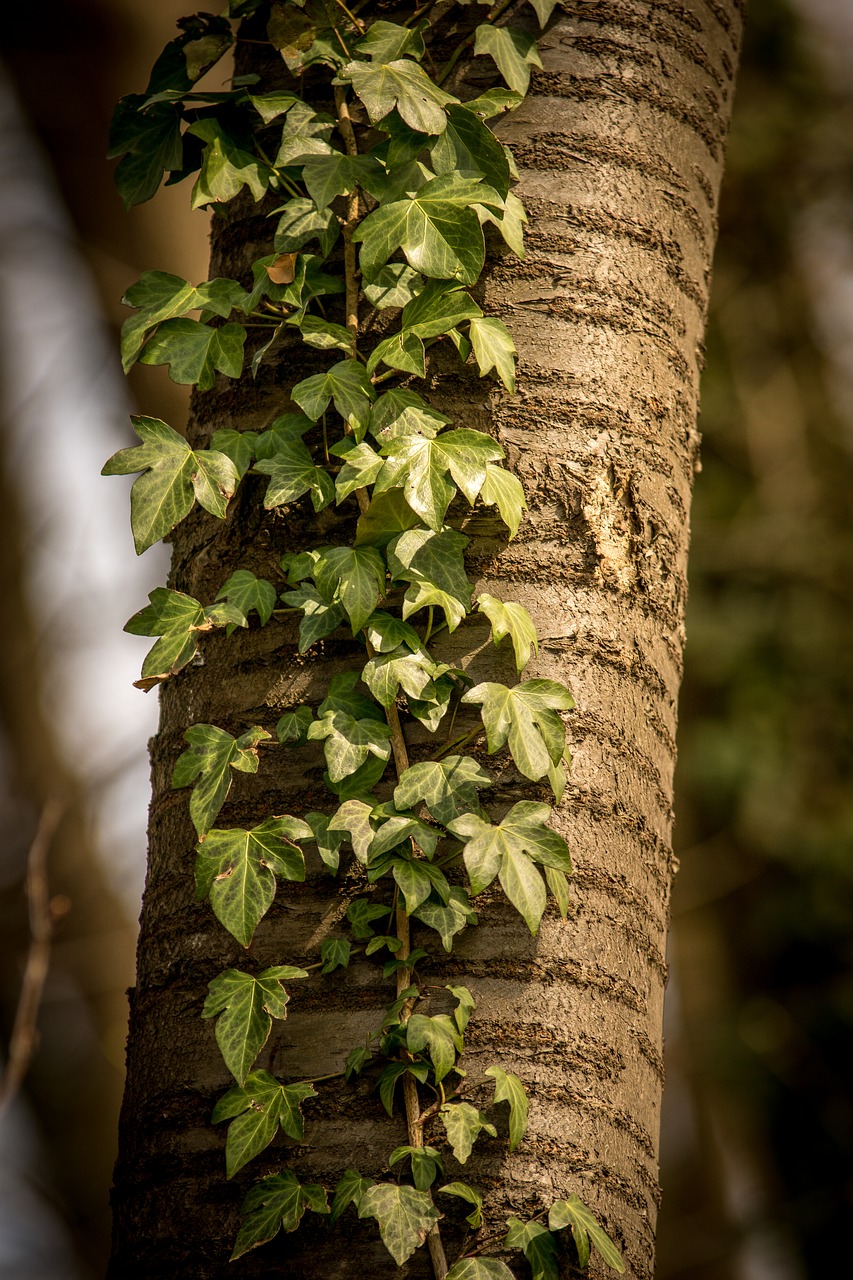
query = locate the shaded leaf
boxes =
[231,1170,327,1259]
[195,816,310,944]
[172,723,271,837]
[505,1219,560,1280]
[445,1261,517,1280]
[139,317,246,390]
[255,441,335,512]
[329,1168,374,1224]
[203,965,307,1083]
[357,1183,441,1266]
[388,1145,443,1192]
[216,569,277,627]
[395,756,491,826]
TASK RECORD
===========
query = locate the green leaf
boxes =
[362,645,440,709]
[213,1070,317,1177]
[357,1183,441,1266]
[109,97,182,207]
[387,526,472,631]
[345,58,456,134]
[462,87,524,119]
[367,329,426,378]
[293,359,375,437]
[329,798,375,864]
[355,20,425,62]
[355,176,502,285]
[203,965,307,1083]
[550,1194,625,1272]
[402,278,483,339]
[445,1261,517,1280]
[369,389,450,444]
[364,612,423,653]
[124,587,212,683]
[505,1219,560,1280]
[281,584,345,651]
[388,1145,443,1192]
[255,441,335,513]
[172,724,271,837]
[274,196,340,256]
[377,427,503,531]
[440,1102,497,1163]
[231,1170,327,1259]
[276,706,313,744]
[332,438,384,502]
[468,316,518,392]
[437,1181,484,1229]
[216,569,277,628]
[120,271,247,371]
[249,88,302,123]
[395,756,491,826]
[529,0,559,25]
[346,897,391,940]
[476,594,537,672]
[302,152,386,210]
[355,489,421,548]
[188,120,268,208]
[406,1013,462,1083]
[329,1168,374,1224]
[414,886,475,951]
[545,865,571,918]
[485,1064,528,1150]
[209,428,257,479]
[363,264,424,310]
[138,317,246,390]
[447,984,476,1033]
[478,188,528,257]
[102,416,238,554]
[195,817,310,945]
[320,938,351,973]
[313,546,386,633]
[431,104,511,197]
[480,462,527,538]
[290,313,355,355]
[461,679,573,786]
[473,24,543,95]
[308,711,392,784]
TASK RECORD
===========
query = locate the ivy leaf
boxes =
[188,119,268,208]
[139,317,246,390]
[549,1194,625,1272]
[102,417,238,554]
[209,428,257,479]
[440,1102,497,1164]
[529,0,559,25]
[445,1261,517,1280]
[377,428,504,531]
[363,264,424,310]
[231,1170,327,1259]
[485,1064,528,1150]
[313,546,386,632]
[367,330,426,378]
[290,314,355,355]
[195,816,310,945]
[248,89,302,123]
[545,865,571,918]
[392,859,437,915]
[280,584,345,651]
[468,316,518,392]
[462,87,524,119]
[478,188,528,257]
[329,1168,374,1225]
[303,810,345,872]
[364,612,423,653]
[357,1184,441,1267]
[345,58,456,134]
[362,645,440,709]
[109,97,182,208]
[407,1013,463,1084]
[293,359,375,437]
[331,438,384,502]
[387,526,472,631]
[438,1182,483,1229]
[302,152,386,210]
[255,441,335,513]
[480,462,527,538]
[412,890,473,952]
[216,569,277,628]
[274,196,340,257]
[275,706,313,744]
[320,938,351,973]
[356,490,421,548]
[347,897,391,940]
[473,24,543,95]
[448,984,476,1034]
[505,1219,560,1280]
[144,13,233,95]
[461,679,573,785]
[369,389,450,444]
[172,724,271,837]
[213,1070,317,1177]
[355,20,425,62]
[395,756,491,826]
[355,177,502,285]
[309,711,392,785]
[120,270,247,371]
[125,588,245,686]
[402,278,483,339]
[431,104,511,198]
[388,1145,444,1192]
[476,594,538,672]
[202,965,308,1084]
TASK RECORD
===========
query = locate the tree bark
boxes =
[110,2,744,1277]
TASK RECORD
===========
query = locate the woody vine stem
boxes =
[106,1,626,1275]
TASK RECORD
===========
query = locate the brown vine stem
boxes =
[0,798,65,1122]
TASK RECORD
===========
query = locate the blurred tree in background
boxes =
[0,1,851,1277]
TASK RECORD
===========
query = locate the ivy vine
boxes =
[106,2,626,1276]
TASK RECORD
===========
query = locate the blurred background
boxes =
[0,1,850,1277]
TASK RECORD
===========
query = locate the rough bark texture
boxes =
[110,2,743,1277]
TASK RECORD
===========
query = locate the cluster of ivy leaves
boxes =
[105,1,625,1276]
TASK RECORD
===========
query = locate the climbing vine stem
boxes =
[105,1,626,1276]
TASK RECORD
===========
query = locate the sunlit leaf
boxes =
[203,965,308,1083]
[485,1064,528,1150]
[195,816,310,945]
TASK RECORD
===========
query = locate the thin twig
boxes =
[0,798,65,1122]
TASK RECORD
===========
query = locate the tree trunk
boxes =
[110,3,744,1277]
